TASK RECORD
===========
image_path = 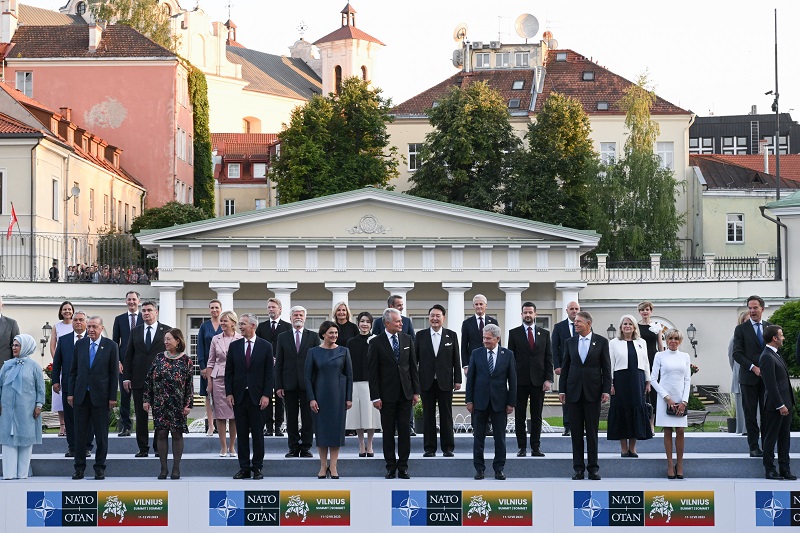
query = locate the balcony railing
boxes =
[581,253,778,283]
[0,232,157,283]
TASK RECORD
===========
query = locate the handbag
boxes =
[666,403,687,417]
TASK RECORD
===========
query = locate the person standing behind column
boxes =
[198,300,223,436]
[416,304,461,458]
[369,308,420,479]
[0,297,20,362]
[760,325,796,480]
[255,298,291,437]
[559,311,611,481]
[112,291,142,438]
[123,300,170,458]
[461,295,498,375]
[727,311,749,435]
[275,306,320,458]
[333,302,359,348]
[509,302,552,458]
[733,295,770,457]
[552,302,580,437]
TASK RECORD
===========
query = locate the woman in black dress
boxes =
[638,301,664,427]
[345,312,380,456]
[332,302,359,348]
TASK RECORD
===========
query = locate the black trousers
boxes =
[73,397,109,473]
[472,408,508,473]
[741,381,765,450]
[421,381,454,454]
[117,374,132,431]
[284,389,312,453]
[264,394,285,432]
[379,398,412,472]
[515,383,545,451]
[234,397,266,470]
[762,406,792,474]
[64,398,94,452]
[568,399,601,473]
[132,388,155,452]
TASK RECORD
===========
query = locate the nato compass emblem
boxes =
[756,491,792,527]
[392,491,427,526]
[762,498,785,521]
[215,497,238,521]
[398,497,421,520]
[34,497,56,522]
[581,498,603,520]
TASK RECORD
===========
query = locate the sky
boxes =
[23,0,800,118]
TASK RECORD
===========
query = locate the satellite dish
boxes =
[452,49,464,68]
[548,38,558,49]
[515,14,539,40]
[453,22,468,42]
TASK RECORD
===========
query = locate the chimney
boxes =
[59,107,71,121]
[750,105,757,115]
[1,0,18,44]
[89,23,103,52]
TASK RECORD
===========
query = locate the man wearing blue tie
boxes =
[551,302,580,437]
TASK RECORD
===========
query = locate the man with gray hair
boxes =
[0,296,19,362]
[462,294,499,374]
[275,305,320,457]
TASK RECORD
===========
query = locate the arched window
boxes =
[361,65,367,81]
[334,65,342,95]
[76,1,86,15]
[161,3,171,16]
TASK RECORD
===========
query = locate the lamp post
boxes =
[687,323,698,358]
[40,321,52,361]
[606,323,616,340]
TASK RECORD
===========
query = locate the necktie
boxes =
[145,326,152,350]
[432,331,440,355]
[528,326,535,350]
[130,314,136,330]
[90,341,97,366]
[295,330,301,352]
[76,334,82,343]
[488,350,494,374]
[570,322,575,337]
[391,334,400,360]
[579,337,589,362]
[245,340,252,368]
[756,323,764,347]
[478,316,484,333]
[271,321,277,333]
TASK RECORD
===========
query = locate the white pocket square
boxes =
[444,342,452,346]
[403,346,410,350]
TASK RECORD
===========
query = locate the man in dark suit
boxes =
[123,300,170,457]
[369,308,420,479]
[415,304,461,457]
[509,302,553,458]
[551,301,580,436]
[0,296,20,362]
[559,311,611,480]
[67,316,118,480]
[52,311,94,457]
[275,305,320,458]
[461,294,499,375]
[225,313,274,480]
[255,297,291,436]
[372,295,416,340]
[466,323,516,480]
[112,290,141,437]
[733,295,770,457]
[760,325,796,480]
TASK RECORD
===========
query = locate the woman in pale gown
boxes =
[207,310,241,457]
[50,301,74,436]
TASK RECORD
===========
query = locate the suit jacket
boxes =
[508,324,553,387]
[112,311,143,365]
[123,322,171,389]
[461,315,499,368]
[274,328,320,391]
[551,318,575,369]
[760,346,795,411]
[559,333,611,403]
[255,319,292,351]
[0,314,20,361]
[224,336,274,405]
[368,331,420,402]
[733,320,771,386]
[68,336,119,407]
[465,346,517,412]
[415,327,461,391]
[372,316,416,341]
[52,331,82,393]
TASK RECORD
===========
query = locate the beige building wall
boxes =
[216,183,273,216]
[702,192,781,256]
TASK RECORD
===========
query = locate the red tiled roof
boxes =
[211,133,278,155]
[693,154,800,182]
[0,81,58,114]
[9,24,175,59]
[314,25,384,46]
[0,112,42,134]
[690,154,800,190]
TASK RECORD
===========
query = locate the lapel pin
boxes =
[592,342,596,346]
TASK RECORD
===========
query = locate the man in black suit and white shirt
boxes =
[559,311,611,480]
[760,325,796,480]
[275,305,320,457]
[461,294,499,375]
[509,302,553,457]
[415,304,461,457]
[112,290,141,437]
[68,316,118,480]
[551,301,580,436]
[733,295,770,457]
[369,308,420,479]
[372,295,416,340]
[225,313,274,480]
[123,300,170,457]
[255,297,291,436]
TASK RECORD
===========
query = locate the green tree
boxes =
[130,201,209,234]
[90,0,176,51]
[407,82,518,212]
[96,226,140,267]
[768,300,800,376]
[187,66,214,218]
[272,77,399,203]
[504,93,596,227]
[589,73,685,260]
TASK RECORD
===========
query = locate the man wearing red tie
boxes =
[112,291,141,437]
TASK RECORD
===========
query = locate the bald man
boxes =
[551,301,580,436]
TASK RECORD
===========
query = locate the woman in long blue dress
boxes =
[306,321,353,479]
[197,300,223,436]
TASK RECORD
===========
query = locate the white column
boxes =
[382,282,415,316]
[325,282,357,315]
[442,282,472,332]
[267,282,298,322]
[209,281,240,312]
[554,282,587,320]
[499,282,529,340]
[150,281,184,328]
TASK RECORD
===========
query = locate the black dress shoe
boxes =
[72,470,84,480]
[252,469,263,480]
[783,471,798,480]
[135,450,148,458]
[398,470,410,479]
[233,469,251,479]
[423,452,435,457]
[474,471,484,480]
[766,471,783,480]
[359,452,367,458]
[751,448,764,457]
[300,450,313,458]
[385,471,396,479]
[285,451,300,458]
[572,471,585,480]
[158,471,167,480]
[264,430,274,437]
[588,472,601,480]
[65,450,75,458]
[410,429,417,436]
[275,429,284,436]
[171,469,180,480]
[627,451,639,458]
[367,452,374,457]
[85,451,91,457]
[494,471,506,480]
[154,452,160,458]
[443,451,454,457]
[117,429,131,437]
[531,449,545,457]
[562,429,571,436]
[517,449,527,457]
[94,471,105,480]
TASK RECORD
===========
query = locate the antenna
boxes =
[453,22,468,42]
[515,14,539,42]
[297,20,308,39]
[226,0,233,20]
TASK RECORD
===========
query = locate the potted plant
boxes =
[413,397,423,434]
[712,391,737,433]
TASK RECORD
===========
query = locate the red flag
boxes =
[6,203,17,240]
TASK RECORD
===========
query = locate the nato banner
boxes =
[392,490,532,526]
[755,491,800,527]
[209,490,349,526]
[27,491,168,527]
[573,490,714,527]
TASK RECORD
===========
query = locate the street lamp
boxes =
[687,323,698,358]
[606,323,616,340]
[40,321,52,360]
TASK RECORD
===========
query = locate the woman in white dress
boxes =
[650,328,692,479]
[50,301,75,436]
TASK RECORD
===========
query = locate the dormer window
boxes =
[556,52,567,62]
[512,80,524,90]
[508,99,521,109]
[596,101,609,111]
[582,71,595,81]
[227,163,241,179]
[76,1,86,16]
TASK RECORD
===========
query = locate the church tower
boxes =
[313,3,384,96]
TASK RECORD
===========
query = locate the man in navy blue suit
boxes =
[551,301,580,436]
[112,291,141,437]
[466,324,516,480]
[372,295,415,340]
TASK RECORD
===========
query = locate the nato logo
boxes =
[574,491,609,527]
[209,491,280,527]
[27,492,61,527]
[392,491,426,526]
[756,491,793,527]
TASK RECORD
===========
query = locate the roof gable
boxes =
[225,46,321,100]
[313,25,384,46]
[690,154,800,190]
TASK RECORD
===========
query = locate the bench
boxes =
[687,410,709,431]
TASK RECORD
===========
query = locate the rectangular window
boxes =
[689,137,715,154]
[131,206,136,223]
[495,53,510,68]
[224,199,235,216]
[514,52,529,67]
[596,101,609,111]
[508,99,520,109]
[600,142,616,165]
[188,134,193,165]
[762,135,789,155]
[117,200,122,228]
[512,80,524,90]
[582,71,595,81]
[555,52,567,62]
[721,136,747,155]
[255,199,267,210]
[103,194,108,224]
[727,214,744,243]
[52,179,59,220]
[228,163,241,179]
[88,188,94,220]
[73,181,79,215]
[475,53,490,68]
[16,71,33,97]
[408,143,422,171]
[656,141,674,170]
[253,163,267,178]
[124,203,129,230]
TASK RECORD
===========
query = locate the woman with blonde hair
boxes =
[727,311,749,434]
[332,302,359,347]
[207,310,242,457]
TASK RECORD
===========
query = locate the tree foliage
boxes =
[272,77,399,203]
[187,65,214,218]
[407,82,519,212]
[588,73,685,260]
[768,300,800,377]
[96,226,140,267]
[503,93,596,228]
[130,201,209,235]
[89,0,177,51]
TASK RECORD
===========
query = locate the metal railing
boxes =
[581,254,778,283]
[0,232,157,283]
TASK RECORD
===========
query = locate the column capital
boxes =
[209,281,240,294]
[554,281,587,292]
[498,281,530,292]
[150,281,184,291]
[383,282,415,293]
[324,282,357,291]
[442,281,473,292]
[267,282,298,292]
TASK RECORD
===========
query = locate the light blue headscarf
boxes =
[4,334,37,394]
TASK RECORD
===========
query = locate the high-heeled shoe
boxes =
[359,452,367,457]
[171,469,180,480]
[317,467,328,479]
[330,468,339,480]
[676,472,684,479]
[667,467,676,480]
[158,471,168,480]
